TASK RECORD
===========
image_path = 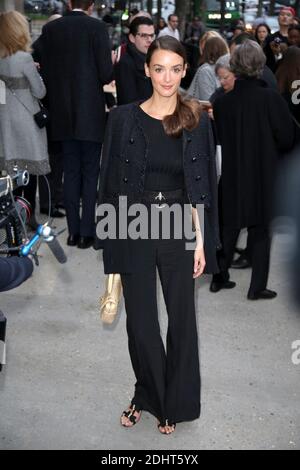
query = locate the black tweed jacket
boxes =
[98,102,220,274]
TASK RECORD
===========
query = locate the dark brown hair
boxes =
[146,36,201,137]
[276,46,300,93]
[70,0,93,10]
[129,16,154,36]
[202,36,229,65]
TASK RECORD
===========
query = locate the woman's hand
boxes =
[208,107,214,120]
[193,247,206,278]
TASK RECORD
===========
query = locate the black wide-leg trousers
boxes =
[121,237,201,424]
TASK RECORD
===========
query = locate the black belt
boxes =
[141,189,186,207]
[103,190,187,207]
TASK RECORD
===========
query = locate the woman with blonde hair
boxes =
[199,30,223,56]
[0,11,49,224]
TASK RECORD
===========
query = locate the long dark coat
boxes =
[213,78,294,229]
[97,102,220,274]
[35,11,113,143]
[115,43,153,105]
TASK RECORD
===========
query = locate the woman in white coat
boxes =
[0,11,49,219]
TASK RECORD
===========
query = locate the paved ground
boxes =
[0,218,299,450]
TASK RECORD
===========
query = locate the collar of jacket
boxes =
[234,77,268,89]
[66,10,87,16]
[127,43,147,72]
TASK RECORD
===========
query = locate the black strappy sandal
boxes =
[157,419,176,435]
[120,404,142,427]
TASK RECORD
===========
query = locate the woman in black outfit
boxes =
[97,37,219,435]
[211,40,294,299]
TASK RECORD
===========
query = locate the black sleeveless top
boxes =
[138,106,184,191]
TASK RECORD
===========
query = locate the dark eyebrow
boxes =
[153,64,183,67]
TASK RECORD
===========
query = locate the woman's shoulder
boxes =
[192,109,210,134]
[108,103,137,120]
[252,84,286,106]
[10,51,32,61]
[199,62,215,74]
[0,51,33,73]
[263,87,292,112]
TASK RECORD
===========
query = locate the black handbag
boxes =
[34,103,50,129]
[4,79,49,129]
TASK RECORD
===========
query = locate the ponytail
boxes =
[162,94,202,138]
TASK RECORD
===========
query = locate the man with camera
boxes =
[265,6,295,72]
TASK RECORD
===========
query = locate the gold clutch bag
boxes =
[100,274,122,324]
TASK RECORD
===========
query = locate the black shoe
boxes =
[51,208,65,218]
[210,280,236,293]
[77,236,94,249]
[247,289,277,300]
[231,255,251,269]
[235,247,246,255]
[67,234,80,246]
[93,237,103,251]
[40,208,65,218]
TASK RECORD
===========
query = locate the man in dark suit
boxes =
[37,0,114,248]
[115,16,154,105]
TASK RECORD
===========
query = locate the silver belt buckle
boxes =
[154,191,166,209]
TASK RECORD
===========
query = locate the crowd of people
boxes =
[0,1,298,435]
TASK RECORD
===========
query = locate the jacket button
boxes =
[129,138,134,144]
[195,175,201,181]
[123,177,128,183]
[192,157,197,162]
[200,194,207,200]
[187,137,192,143]
[125,159,130,164]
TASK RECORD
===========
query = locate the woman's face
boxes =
[217,67,236,92]
[288,29,300,46]
[145,49,186,98]
[257,26,269,43]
